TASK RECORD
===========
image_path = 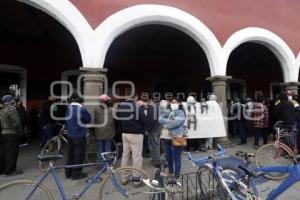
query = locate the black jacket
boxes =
[274,101,296,127]
[145,102,162,133]
[117,100,146,134]
[39,100,55,126]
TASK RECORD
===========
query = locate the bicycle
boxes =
[188,145,241,200]
[38,123,68,171]
[255,121,298,180]
[0,152,150,200]
[228,152,300,200]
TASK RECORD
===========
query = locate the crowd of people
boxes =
[1,89,300,181]
[228,90,300,149]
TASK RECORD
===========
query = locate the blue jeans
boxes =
[96,139,112,170]
[163,139,182,178]
[40,123,56,146]
[148,131,161,162]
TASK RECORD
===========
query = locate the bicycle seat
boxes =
[238,165,264,178]
[37,154,64,162]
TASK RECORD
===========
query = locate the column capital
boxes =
[280,81,300,87]
[206,75,232,82]
[79,67,107,74]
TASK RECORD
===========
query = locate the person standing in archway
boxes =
[0,95,23,176]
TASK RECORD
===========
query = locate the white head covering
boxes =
[187,96,196,104]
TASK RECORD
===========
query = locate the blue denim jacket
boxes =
[159,109,186,136]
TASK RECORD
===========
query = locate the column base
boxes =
[214,137,233,148]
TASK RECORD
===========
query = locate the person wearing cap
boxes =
[94,94,116,170]
[0,95,23,176]
[65,93,91,180]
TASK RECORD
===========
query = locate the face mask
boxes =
[171,103,179,111]
[288,96,293,101]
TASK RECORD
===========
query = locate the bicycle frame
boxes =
[188,145,240,200]
[24,161,129,200]
[254,163,300,200]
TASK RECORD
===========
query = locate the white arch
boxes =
[296,52,300,79]
[17,0,95,67]
[223,27,297,82]
[93,4,223,76]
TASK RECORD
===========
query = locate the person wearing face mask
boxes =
[159,98,186,179]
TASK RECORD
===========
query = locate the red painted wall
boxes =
[70,0,300,55]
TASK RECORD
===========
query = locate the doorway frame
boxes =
[0,64,27,107]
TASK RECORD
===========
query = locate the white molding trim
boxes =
[223,27,297,82]
[18,0,94,67]
[0,65,27,107]
[94,4,223,76]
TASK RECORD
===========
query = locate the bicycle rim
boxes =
[0,180,54,200]
[255,143,293,180]
[39,137,61,171]
[98,166,152,200]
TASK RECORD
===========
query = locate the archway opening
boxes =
[104,24,211,101]
[227,42,283,101]
[0,0,82,110]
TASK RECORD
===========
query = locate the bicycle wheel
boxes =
[197,165,233,200]
[0,180,54,200]
[98,166,152,200]
[38,137,61,171]
[221,167,250,199]
[255,143,294,180]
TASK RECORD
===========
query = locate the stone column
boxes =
[280,82,300,95]
[206,75,232,146]
[80,67,107,122]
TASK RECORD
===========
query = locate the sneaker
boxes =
[5,170,23,177]
[254,146,259,149]
[71,173,88,180]
[133,181,142,187]
[161,172,173,178]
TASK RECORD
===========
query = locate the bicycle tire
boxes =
[197,165,234,200]
[221,166,252,199]
[38,137,62,171]
[98,166,151,200]
[255,143,294,180]
[0,180,54,200]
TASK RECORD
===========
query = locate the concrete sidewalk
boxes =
[0,138,299,199]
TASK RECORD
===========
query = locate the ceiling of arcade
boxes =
[0,0,82,79]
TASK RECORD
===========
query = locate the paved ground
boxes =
[0,138,299,199]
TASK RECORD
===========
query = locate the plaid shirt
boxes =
[251,102,269,128]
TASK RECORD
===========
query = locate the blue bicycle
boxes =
[188,145,247,200]
[0,152,150,200]
[233,152,300,200]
